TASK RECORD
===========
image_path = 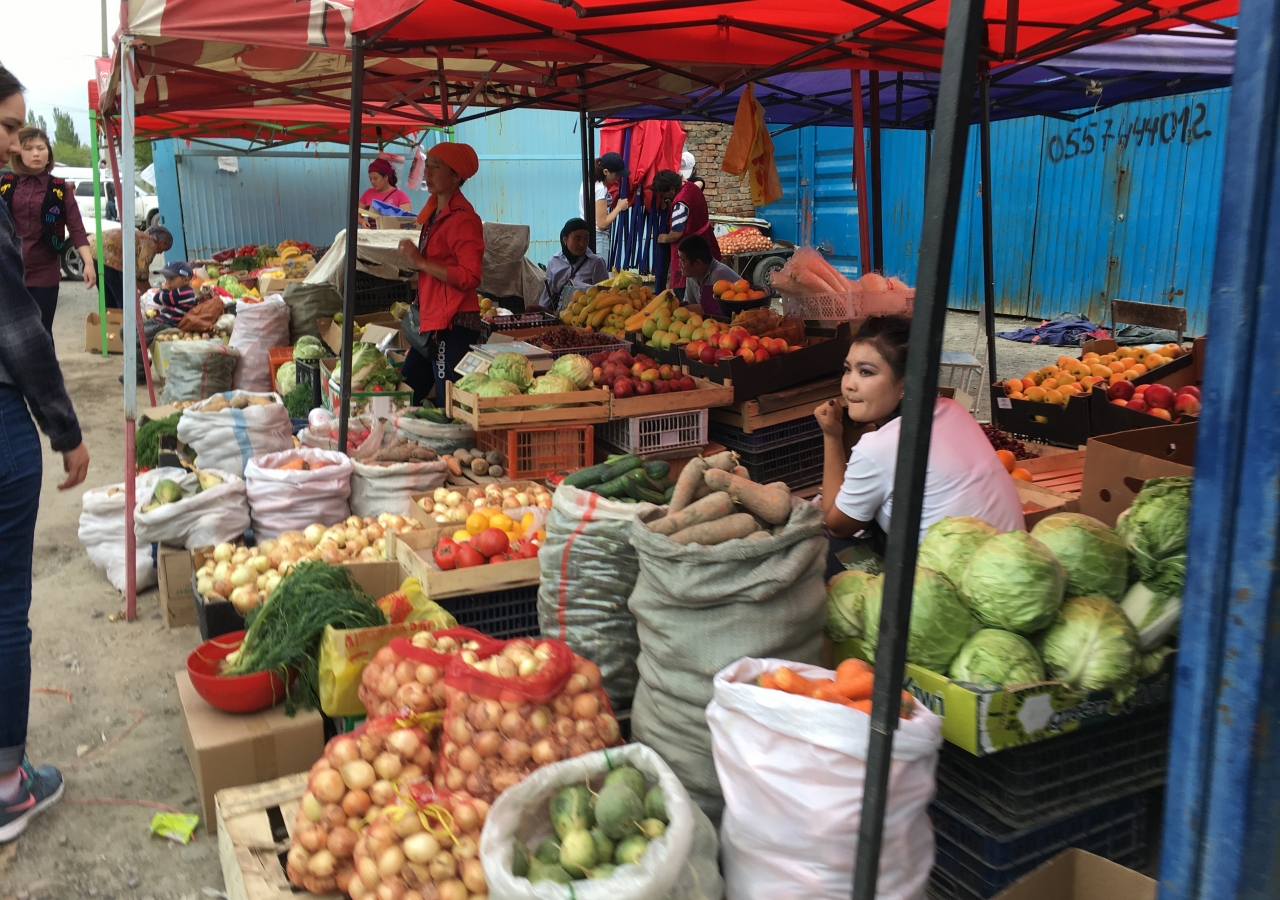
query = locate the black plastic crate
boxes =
[294,357,326,413]
[710,416,823,453]
[936,707,1170,829]
[438,585,540,640]
[737,435,825,489]
[353,271,415,314]
[478,311,560,342]
[927,786,1149,900]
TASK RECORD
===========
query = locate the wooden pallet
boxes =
[446,382,610,429]
[709,376,843,433]
[217,773,343,900]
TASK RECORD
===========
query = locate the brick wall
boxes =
[682,122,756,218]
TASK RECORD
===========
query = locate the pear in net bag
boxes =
[359,627,491,719]
[286,711,441,895]
[436,637,621,803]
[348,783,490,900]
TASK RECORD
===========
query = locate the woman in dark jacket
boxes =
[0,126,95,333]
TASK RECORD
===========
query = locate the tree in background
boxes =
[50,108,91,167]
[25,110,48,133]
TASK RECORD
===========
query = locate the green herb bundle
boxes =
[135,413,181,470]
[223,561,387,714]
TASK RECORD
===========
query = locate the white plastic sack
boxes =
[388,415,475,454]
[298,413,384,459]
[480,743,723,900]
[229,296,291,391]
[176,391,294,476]
[707,658,942,900]
[349,458,449,517]
[537,485,659,707]
[244,448,352,539]
[133,466,250,549]
[78,479,158,593]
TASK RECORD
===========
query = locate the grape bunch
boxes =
[537,328,625,350]
[981,424,1037,461]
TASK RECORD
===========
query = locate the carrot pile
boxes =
[757,659,916,718]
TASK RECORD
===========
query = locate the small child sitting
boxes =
[154,261,198,327]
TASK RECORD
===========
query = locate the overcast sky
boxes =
[3,0,120,145]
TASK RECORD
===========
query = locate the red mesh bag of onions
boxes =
[287,712,440,895]
[435,637,621,802]
[359,627,496,719]
[348,782,489,900]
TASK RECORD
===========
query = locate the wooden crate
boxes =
[1018,448,1086,498]
[609,376,734,419]
[446,381,610,429]
[709,376,843,433]
[385,527,540,600]
[407,481,545,526]
[217,773,343,900]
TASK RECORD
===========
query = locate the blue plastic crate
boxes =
[709,416,823,453]
[438,585,540,640]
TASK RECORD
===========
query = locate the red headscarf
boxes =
[428,143,479,180]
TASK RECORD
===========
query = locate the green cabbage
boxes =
[1115,476,1192,597]
[917,517,999,587]
[1136,644,1175,679]
[292,335,326,360]
[949,629,1045,687]
[863,567,970,672]
[1038,595,1137,692]
[824,570,880,642]
[455,372,490,394]
[275,361,297,394]
[550,354,595,389]
[529,374,578,395]
[476,379,523,397]
[1030,513,1129,600]
[334,344,401,392]
[488,352,534,391]
[961,530,1066,633]
[1119,581,1181,650]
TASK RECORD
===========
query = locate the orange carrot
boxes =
[757,673,779,690]
[774,666,821,697]
[812,686,858,708]
[834,665,875,701]
[850,699,874,715]
[837,658,873,675]
[901,691,916,717]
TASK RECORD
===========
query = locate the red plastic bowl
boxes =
[186,631,288,714]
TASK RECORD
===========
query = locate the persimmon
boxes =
[995,449,1017,472]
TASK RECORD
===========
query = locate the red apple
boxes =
[1107,380,1135,402]
[679,375,696,391]
[714,348,735,362]
[741,336,760,353]
[738,348,756,364]
[699,346,718,364]
[1126,399,1149,413]
[653,379,671,393]
[1176,385,1201,400]
[1143,383,1176,411]
[631,362,646,377]
[612,377,634,398]
[755,348,771,363]
[1174,394,1202,416]
[634,379,653,395]
[686,341,705,360]
[729,325,750,340]
[718,334,740,352]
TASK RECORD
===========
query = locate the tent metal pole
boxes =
[89,111,108,356]
[121,39,139,623]
[870,71,884,274]
[850,0,985,894]
[979,75,1000,408]
[580,102,594,253]
[851,70,871,276]
[339,38,365,452]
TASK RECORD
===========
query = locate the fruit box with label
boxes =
[384,525,540,600]
[992,385,1092,449]
[683,322,854,403]
[835,639,1175,756]
[1079,336,1203,389]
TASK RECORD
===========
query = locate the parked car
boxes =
[61,171,160,280]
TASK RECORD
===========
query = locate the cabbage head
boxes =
[292,335,326,360]
[949,629,1045,688]
[529,373,578,395]
[476,379,522,398]
[1030,512,1129,600]
[917,517,999,587]
[455,372,490,394]
[275,361,297,394]
[863,567,970,672]
[550,354,594,389]
[825,570,880,642]
[1039,595,1137,692]
[488,352,534,391]
[961,530,1066,633]
[1115,476,1192,597]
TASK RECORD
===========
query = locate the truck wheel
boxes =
[752,255,787,287]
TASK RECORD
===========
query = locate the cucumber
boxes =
[593,467,644,498]
[662,485,675,503]
[643,460,671,481]
[414,406,452,424]
[562,463,613,488]
[626,478,669,504]
[602,454,643,480]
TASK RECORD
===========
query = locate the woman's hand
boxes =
[79,247,97,289]
[814,399,845,438]
[615,197,630,213]
[397,239,426,271]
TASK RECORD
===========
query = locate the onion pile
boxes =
[195,514,426,615]
[348,785,489,900]
[435,639,620,802]
[419,483,553,526]
[287,715,439,895]
[358,629,486,719]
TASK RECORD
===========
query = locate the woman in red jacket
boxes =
[397,143,485,406]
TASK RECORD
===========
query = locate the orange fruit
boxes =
[1046,389,1066,406]
[1041,378,1059,391]
[1108,361,1126,374]
[733,279,750,293]
[995,449,1017,472]
[1008,391,1026,400]
[1150,408,1173,420]
[1057,356,1076,368]
[1010,468,1033,482]
[1005,379,1024,395]
[1023,371,1042,385]
[1056,373,1076,386]
[1123,369,1141,382]
[1090,364,1112,379]
[1143,354,1165,369]
[712,279,732,295]
[1025,386,1047,402]
[1060,383,1081,396]
[1129,363,1148,376]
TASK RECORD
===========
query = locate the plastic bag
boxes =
[435,637,621,802]
[627,500,827,825]
[319,620,461,718]
[389,414,476,454]
[160,341,239,403]
[480,743,724,900]
[707,658,942,900]
[176,391,294,476]
[537,485,658,708]
[355,627,488,719]
[298,414,384,459]
[229,295,291,391]
[78,480,158,593]
[243,448,353,539]
[349,457,449,518]
[133,466,250,549]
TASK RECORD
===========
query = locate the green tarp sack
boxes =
[283,281,343,343]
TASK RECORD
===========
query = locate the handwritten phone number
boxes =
[1045,103,1213,163]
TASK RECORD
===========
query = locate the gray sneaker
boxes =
[0,759,64,843]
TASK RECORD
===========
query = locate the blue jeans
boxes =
[0,387,44,772]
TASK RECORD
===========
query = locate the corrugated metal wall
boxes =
[762,88,1228,334]
[154,109,583,265]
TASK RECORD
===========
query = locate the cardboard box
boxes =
[318,313,402,354]
[386,526,540,600]
[1079,423,1196,525]
[157,545,197,628]
[319,357,414,418]
[991,848,1156,900]
[257,275,307,295]
[835,640,1175,756]
[177,670,325,834]
[85,309,125,354]
[359,209,419,230]
[1016,481,1080,528]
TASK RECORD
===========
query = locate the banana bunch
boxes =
[278,245,304,260]
[560,282,668,337]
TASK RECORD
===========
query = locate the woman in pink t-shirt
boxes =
[359,158,412,225]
